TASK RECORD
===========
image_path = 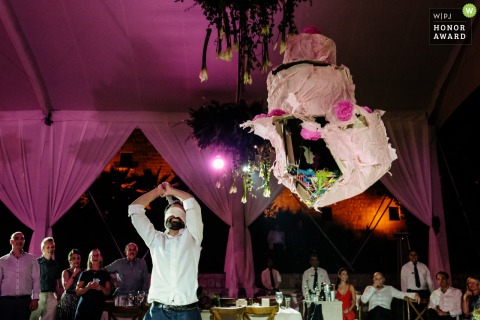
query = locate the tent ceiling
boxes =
[0,0,472,122]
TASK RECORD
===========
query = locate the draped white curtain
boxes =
[139,116,284,297]
[381,111,450,280]
[0,110,449,292]
[0,111,137,256]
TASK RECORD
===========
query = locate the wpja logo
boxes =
[429,4,475,45]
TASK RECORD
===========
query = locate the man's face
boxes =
[409,251,418,263]
[373,272,385,287]
[436,273,448,289]
[125,244,138,261]
[10,233,25,250]
[42,240,55,259]
[166,204,186,230]
[310,256,319,268]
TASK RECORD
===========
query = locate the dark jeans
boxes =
[368,306,394,320]
[0,296,32,320]
[425,308,456,320]
[143,305,201,320]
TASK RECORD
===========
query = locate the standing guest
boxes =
[129,181,203,320]
[267,223,286,269]
[57,249,83,320]
[105,242,149,297]
[302,253,330,295]
[336,268,357,320]
[462,275,480,319]
[0,231,40,320]
[260,258,282,295]
[30,237,62,320]
[401,249,434,299]
[74,249,111,320]
[426,271,462,319]
[361,272,420,320]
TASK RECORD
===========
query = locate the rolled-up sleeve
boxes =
[183,198,203,245]
[130,204,160,248]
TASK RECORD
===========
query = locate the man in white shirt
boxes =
[426,271,462,319]
[361,272,420,320]
[129,182,203,320]
[401,249,434,299]
[302,253,330,295]
[261,258,282,295]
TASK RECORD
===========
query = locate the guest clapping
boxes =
[74,249,111,320]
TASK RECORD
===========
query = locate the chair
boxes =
[404,296,428,320]
[244,305,279,320]
[220,298,238,307]
[209,306,245,320]
[104,303,149,320]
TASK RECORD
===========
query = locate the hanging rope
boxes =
[350,197,393,266]
[87,190,124,258]
[306,213,355,272]
[437,140,478,256]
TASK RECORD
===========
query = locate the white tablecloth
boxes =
[201,307,302,320]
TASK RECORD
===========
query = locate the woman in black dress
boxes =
[57,249,83,320]
[74,249,111,320]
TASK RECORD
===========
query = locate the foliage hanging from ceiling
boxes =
[186,100,274,202]
[175,0,311,84]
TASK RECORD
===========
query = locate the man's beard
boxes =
[166,219,185,230]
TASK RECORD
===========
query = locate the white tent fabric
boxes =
[0,109,449,296]
[381,111,450,279]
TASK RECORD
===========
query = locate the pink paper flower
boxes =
[302,26,320,34]
[252,113,268,121]
[301,128,322,141]
[267,109,287,117]
[300,121,322,141]
[335,100,354,121]
[362,106,373,113]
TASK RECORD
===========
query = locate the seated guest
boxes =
[105,242,149,297]
[260,258,282,295]
[361,272,419,320]
[426,271,462,319]
[462,275,480,319]
[336,268,356,320]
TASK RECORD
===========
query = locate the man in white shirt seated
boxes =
[361,272,420,320]
[425,271,462,319]
[260,258,282,295]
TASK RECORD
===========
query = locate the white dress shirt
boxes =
[302,267,330,292]
[261,268,282,289]
[400,261,434,292]
[428,286,463,317]
[361,285,416,311]
[129,198,203,305]
[0,250,40,299]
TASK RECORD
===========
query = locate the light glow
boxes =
[212,156,225,170]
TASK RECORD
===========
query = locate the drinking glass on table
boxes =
[275,291,284,308]
[127,290,136,306]
[136,290,146,305]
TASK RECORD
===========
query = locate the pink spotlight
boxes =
[212,156,225,170]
